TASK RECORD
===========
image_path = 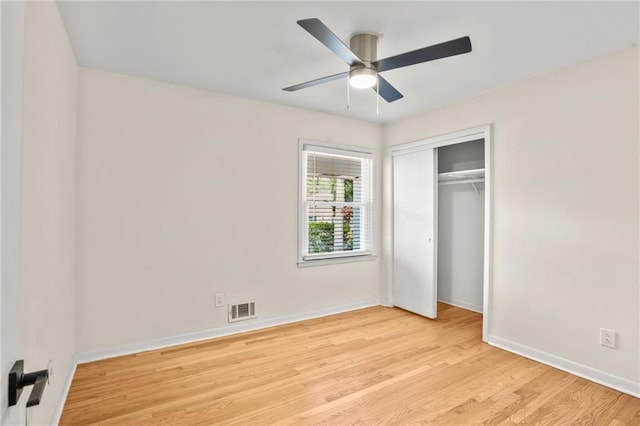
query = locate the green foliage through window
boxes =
[344,179,353,202]
[342,206,354,250]
[308,222,334,253]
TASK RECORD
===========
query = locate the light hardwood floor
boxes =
[61,304,640,425]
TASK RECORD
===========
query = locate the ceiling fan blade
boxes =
[283,72,349,92]
[374,36,472,73]
[375,76,403,103]
[297,18,363,66]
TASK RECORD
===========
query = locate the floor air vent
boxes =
[228,301,256,323]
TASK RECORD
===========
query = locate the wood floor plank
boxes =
[60,304,640,425]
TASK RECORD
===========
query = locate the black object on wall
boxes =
[8,360,48,407]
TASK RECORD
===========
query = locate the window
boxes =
[299,141,374,265]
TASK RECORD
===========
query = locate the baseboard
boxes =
[75,300,380,365]
[51,358,77,425]
[438,297,483,313]
[488,335,640,398]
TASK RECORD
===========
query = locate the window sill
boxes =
[297,254,377,268]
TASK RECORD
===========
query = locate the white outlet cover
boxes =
[600,328,617,349]
[215,293,224,308]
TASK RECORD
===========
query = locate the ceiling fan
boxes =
[283,18,472,103]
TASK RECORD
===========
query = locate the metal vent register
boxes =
[228,302,256,323]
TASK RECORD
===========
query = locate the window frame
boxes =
[297,139,377,268]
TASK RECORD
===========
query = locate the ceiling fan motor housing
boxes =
[350,33,378,72]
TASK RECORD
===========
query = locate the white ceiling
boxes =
[57,1,639,124]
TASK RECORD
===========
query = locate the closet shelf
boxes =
[438,168,485,193]
[438,168,484,183]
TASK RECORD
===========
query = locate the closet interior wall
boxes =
[437,139,485,313]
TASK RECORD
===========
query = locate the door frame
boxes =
[385,124,492,342]
[1,1,26,422]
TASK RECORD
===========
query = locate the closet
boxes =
[390,128,489,322]
[437,140,485,313]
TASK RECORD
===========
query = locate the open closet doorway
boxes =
[437,139,485,313]
[387,125,492,341]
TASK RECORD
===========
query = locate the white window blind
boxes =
[300,143,373,262]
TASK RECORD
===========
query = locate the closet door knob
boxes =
[428,237,432,243]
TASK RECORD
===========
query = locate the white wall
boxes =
[20,2,78,424]
[384,47,639,386]
[75,69,383,354]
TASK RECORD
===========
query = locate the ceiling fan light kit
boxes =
[283,18,473,111]
[349,67,377,89]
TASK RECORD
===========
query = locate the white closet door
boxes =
[392,148,437,318]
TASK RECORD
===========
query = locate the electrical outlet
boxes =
[215,293,224,308]
[600,328,617,349]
